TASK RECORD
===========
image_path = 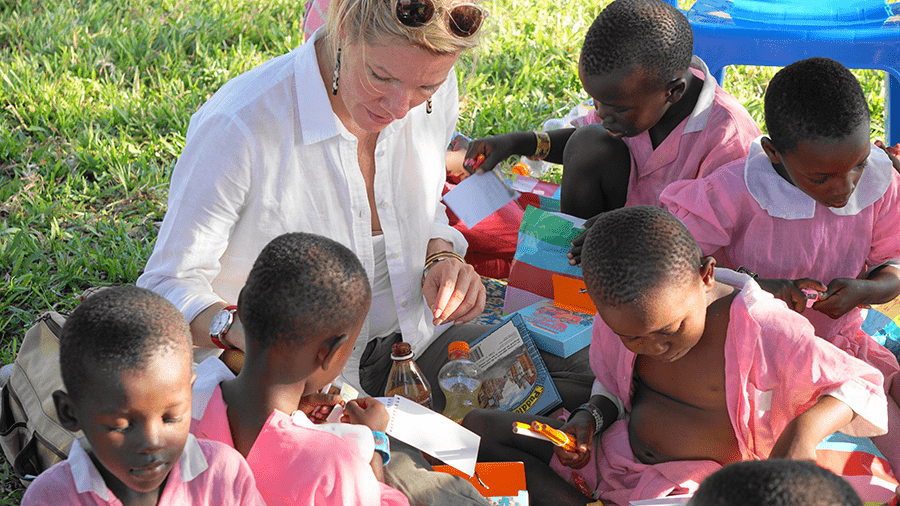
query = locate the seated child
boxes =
[688,459,862,506]
[660,57,900,471]
[22,286,265,506]
[189,232,412,506]
[463,0,761,219]
[462,206,888,506]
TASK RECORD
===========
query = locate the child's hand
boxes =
[343,397,390,433]
[567,214,601,266]
[298,391,343,424]
[757,278,828,313]
[554,412,595,470]
[813,278,868,319]
[462,133,522,174]
[874,140,900,174]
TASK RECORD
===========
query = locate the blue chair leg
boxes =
[887,71,899,146]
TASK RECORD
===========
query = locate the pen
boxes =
[512,421,577,452]
[472,154,486,171]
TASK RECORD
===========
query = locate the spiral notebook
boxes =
[378,395,481,476]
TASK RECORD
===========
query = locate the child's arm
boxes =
[554,394,619,469]
[343,398,391,480]
[769,395,855,461]
[462,129,575,173]
[813,265,900,320]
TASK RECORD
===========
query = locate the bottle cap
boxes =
[391,342,414,360]
[448,341,470,358]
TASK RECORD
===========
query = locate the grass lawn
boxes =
[0,0,894,501]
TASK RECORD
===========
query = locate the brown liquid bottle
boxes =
[384,342,433,409]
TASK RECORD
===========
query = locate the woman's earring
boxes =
[332,44,342,96]
[426,97,432,114]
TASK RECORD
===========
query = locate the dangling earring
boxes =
[332,44,342,96]
[426,97,432,114]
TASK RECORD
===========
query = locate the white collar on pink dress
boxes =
[683,56,718,135]
[744,136,893,219]
[70,433,208,501]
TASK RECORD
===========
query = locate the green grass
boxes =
[0,0,894,501]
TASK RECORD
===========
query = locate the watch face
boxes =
[210,309,233,336]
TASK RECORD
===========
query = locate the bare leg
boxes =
[870,378,900,475]
[462,409,596,506]
[560,124,632,220]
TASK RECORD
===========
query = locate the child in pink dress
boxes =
[661,57,900,473]
[190,232,410,506]
[462,207,887,506]
[463,0,761,220]
[22,286,265,506]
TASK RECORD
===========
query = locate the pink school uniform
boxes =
[21,434,265,506]
[190,358,410,506]
[548,270,888,506]
[616,56,761,208]
[661,138,900,384]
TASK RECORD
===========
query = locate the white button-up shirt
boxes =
[138,30,467,392]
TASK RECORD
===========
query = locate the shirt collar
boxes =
[683,56,717,134]
[295,28,340,146]
[70,434,209,501]
[744,136,894,219]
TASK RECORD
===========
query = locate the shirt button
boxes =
[381,202,389,208]
[391,253,399,259]
[401,301,408,308]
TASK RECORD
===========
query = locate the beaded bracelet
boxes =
[529,131,551,160]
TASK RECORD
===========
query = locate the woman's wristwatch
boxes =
[567,402,604,437]
[209,305,239,350]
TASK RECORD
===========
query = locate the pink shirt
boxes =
[21,435,265,506]
[193,384,410,506]
[553,271,887,506]
[622,57,761,208]
[661,138,900,371]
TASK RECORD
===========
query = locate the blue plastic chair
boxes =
[683,0,900,145]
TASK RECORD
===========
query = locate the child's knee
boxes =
[563,125,630,174]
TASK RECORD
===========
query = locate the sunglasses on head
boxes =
[395,0,485,38]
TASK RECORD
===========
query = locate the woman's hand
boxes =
[423,255,486,326]
[343,397,390,432]
[298,390,343,424]
[756,278,828,313]
[813,278,869,319]
[553,411,595,470]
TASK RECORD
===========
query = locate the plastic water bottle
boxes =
[384,342,433,409]
[438,341,482,423]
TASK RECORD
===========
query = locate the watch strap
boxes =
[372,430,391,465]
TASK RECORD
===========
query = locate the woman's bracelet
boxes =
[529,131,551,160]
[422,250,465,283]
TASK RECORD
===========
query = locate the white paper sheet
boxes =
[443,170,519,227]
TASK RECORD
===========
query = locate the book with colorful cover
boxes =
[514,299,593,358]
[468,314,562,416]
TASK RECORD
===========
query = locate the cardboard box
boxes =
[514,299,593,358]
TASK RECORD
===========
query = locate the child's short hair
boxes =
[59,286,191,401]
[691,459,862,506]
[580,0,693,86]
[765,57,870,153]
[581,206,701,307]
[238,232,371,348]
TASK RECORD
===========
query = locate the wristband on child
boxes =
[736,266,759,279]
[529,131,551,160]
[372,430,391,465]
[422,250,466,284]
[567,402,604,437]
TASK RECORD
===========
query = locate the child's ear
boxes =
[759,136,783,166]
[699,256,717,292]
[53,390,81,433]
[665,77,687,104]
[318,334,350,371]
